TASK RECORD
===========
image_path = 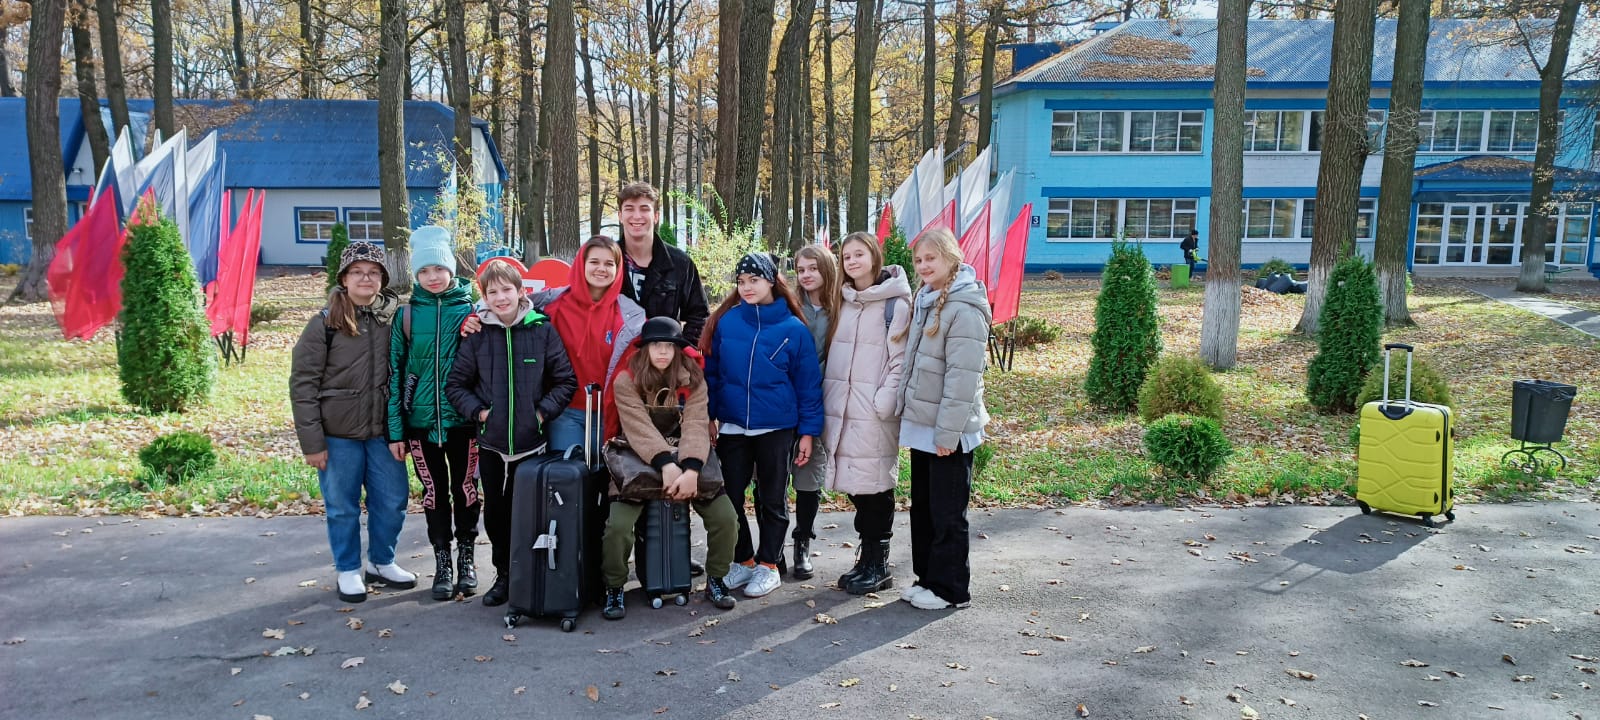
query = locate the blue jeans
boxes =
[318,437,410,572]
[545,406,598,458]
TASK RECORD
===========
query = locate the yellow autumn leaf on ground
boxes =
[839,678,860,687]
[586,685,600,702]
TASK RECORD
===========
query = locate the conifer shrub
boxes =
[996,316,1060,348]
[324,222,349,291]
[1306,255,1382,413]
[1253,257,1295,279]
[973,443,995,479]
[1143,414,1232,480]
[1137,354,1224,423]
[1085,241,1162,411]
[883,227,915,283]
[118,215,216,413]
[138,431,217,486]
[1350,356,1453,446]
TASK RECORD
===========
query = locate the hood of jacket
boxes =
[475,295,543,327]
[845,265,912,304]
[915,264,992,324]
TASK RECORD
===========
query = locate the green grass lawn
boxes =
[1,271,1596,516]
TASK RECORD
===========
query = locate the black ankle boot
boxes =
[482,574,509,607]
[836,545,869,590]
[455,544,478,596]
[706,576,736,610]
[602,587,626,620]
[844,539,893,595]
[792,537,814,580]
[431,546,454,601]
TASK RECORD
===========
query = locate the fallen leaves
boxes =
[1021,650,1043,656]
[261,628,286,640]
[387,680,407,695]
[586,685,600,702]
[3,637,23,645]
[345,617,363,631]
[1401,659,1431,667]
[814,613,838,625]
[1077,703,1089,717]
[475,655,492,663]
[355,695,371,710]
[839,678,860,687]
[340,657,364,669]
[1285,669,1316,681]
[818,702,841,709]
[1133,645,1156,654]
[377,628,393,638]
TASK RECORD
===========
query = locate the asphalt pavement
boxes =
[2,501,1597,720]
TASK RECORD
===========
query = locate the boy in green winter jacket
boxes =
[387,226,481,601]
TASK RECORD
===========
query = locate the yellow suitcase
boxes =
[1356,343,1455,526]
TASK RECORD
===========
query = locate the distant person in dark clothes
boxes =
[1180,229,1200,278]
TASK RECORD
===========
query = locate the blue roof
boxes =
[0,98,505,201]
[1005,19,1594,88]
[0,99,95,201]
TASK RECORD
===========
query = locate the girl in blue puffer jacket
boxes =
[699,252,824,599]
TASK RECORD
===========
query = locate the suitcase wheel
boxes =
[560,618,577,633]
[1357,500,1372,515]
[504,613,521,629]
[1445,510,1456,522]
[1420,514,1437,529]
[674,595,688,606]
[651,596,664,610]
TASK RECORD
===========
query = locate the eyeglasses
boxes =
[345,270,384,280]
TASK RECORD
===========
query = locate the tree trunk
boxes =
[1199,0,1248,369]
[798,59,816,249]
[96,0,129,137]
[1517,0,1581,293]
[714,0,743,223]
[921,0,936,153]
[71,1,110,176]
[847,0,878,231]
[1375,0,1429,323]
[733,0,775,230]
[662,0,682,220]
[487,3,505,154]
[517,0,540,259]
[448,0,474,201]
[629,86,642,182]
[152,0,174,140]
[379,0,412,287]
[976,2,999,153]
[821,0,840,242]
[0,33,12,97]
[943,0,968,158]
[544,0,580,258]
[12,0,66,304]
[299,0,318,98]
[1295,0,1375,337]
[231,0,251,96]
[580,15,602,237]
[769,0,815,249]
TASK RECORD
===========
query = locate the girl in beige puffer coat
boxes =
[822,232,913,595]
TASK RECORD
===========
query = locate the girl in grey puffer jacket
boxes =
[896,228,990,611]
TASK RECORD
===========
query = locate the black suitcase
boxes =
[505,385,608,631]
[635,500,693,608]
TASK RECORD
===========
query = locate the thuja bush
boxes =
[883,227,915,283]
[138,431,217,486]
[1306,254,1382,413]
[1085,241,1162,411]
[119,214,216,413]
[1253,257,1295,279]
[1144,414,1232,481]
[1137,354,1224,423]
[324,222,349,291]
[997,316,1061,348]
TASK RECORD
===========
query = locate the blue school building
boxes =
[987,19,1600,275]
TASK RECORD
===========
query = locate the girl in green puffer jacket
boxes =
[387,226,481,601]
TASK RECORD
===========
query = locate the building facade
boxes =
[987,19,1600,275]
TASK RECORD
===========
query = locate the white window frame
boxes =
[1045,197,1200,242]
[1420,110,1549,154]
[1550,202,1592,266]
[1051,110,1203,155]
[23,206,32,241]
[344,208,384,242]
[296,208,339,243]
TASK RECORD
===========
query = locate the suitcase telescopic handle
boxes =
[584,383,601,468]
[1382,343,1415,406]
[1384,342,1413,352]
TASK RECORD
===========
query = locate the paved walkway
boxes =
[1471,283,1600,339]
[4,503,1599,719]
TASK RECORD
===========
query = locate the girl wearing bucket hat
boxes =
[291,241,417,603]
[595,317,742,619]
[699,252,823,599]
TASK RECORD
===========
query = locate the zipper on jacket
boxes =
[434,306,443,442]
[768,337,790,362]
[746,306,760,426]
[506,325,516,456]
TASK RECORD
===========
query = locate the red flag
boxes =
[228,190,266,346]
[876,204,894,245]
[46,185,128,340]
[992,203,1032,325]
[958,202,992,282]
[207,190,238,336]
[913,200,958,245]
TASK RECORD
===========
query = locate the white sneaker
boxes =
[724,562,755,589]
[337,570,367,603]
[907,588,969,610]
[364,561,418,589]
[743,565,781,598]
[900,583,927,602]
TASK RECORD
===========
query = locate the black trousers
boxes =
[848,490,895,543]
[477,452,533,576]
[718,429,795,566]
[909,448,973,604]
[407,429,481,549]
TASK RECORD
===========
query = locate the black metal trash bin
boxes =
[1511,379,1577,444]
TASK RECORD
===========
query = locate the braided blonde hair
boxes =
[913,228,963,338]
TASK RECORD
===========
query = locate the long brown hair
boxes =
[794,245,842,354]
[698,270,806,358]
[325,286,363,336]
[626,342,705,399]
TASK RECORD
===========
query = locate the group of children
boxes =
[288,182,990,620]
